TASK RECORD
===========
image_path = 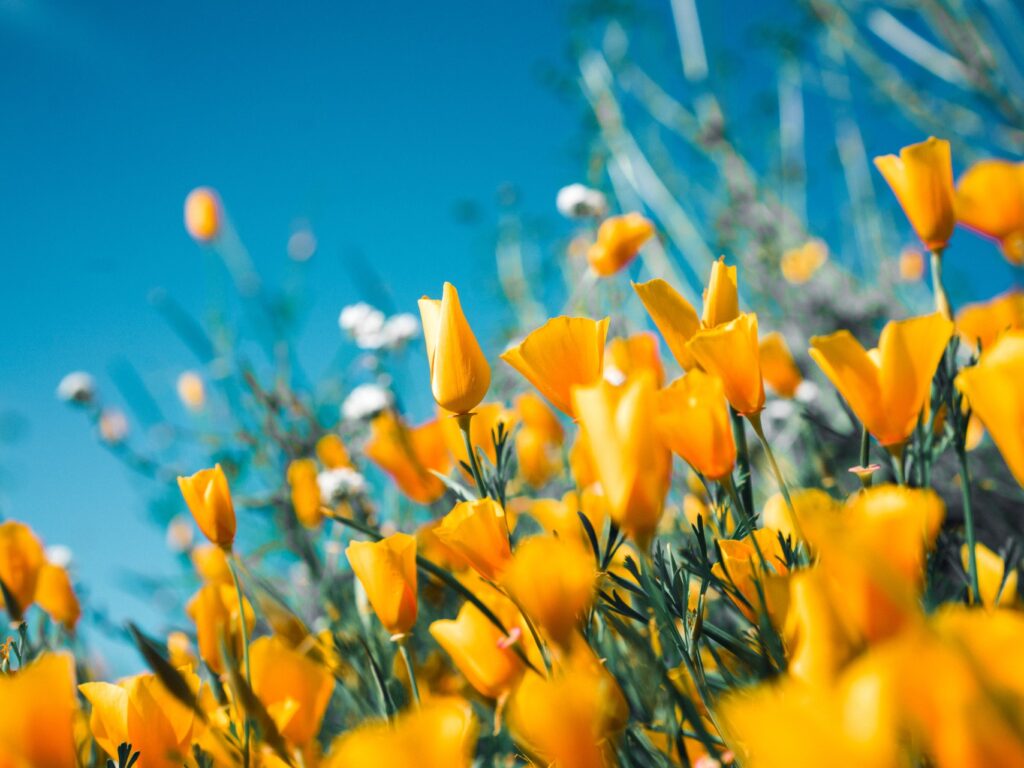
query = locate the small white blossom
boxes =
[764,399,796,424]
[381,313,420,348]
[340,302,385,336]
[45,545,73,568]
[795,380,820,404]
[318,467,367,503]
[341,383,392,421]
[57,371,96,404]
[556,183,608,219]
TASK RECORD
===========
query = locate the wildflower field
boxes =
[4,2,1024,767]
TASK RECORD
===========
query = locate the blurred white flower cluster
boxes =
[556,183,608,219]
[317,466,367,503]
[56,371,96,404]
[338,302,419,351]
[341,382,393,421]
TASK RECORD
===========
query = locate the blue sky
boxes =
[2,0,1021,666]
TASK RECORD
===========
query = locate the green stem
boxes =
[492,583,552,675]
[456,413,488,499]
[721,475,769,571]
[958,449,982,604]
[228,555,251,768]
[889,444,906,486]
[731,407,755,518]
[930,249,952,320]
[748,412,804,543]
[397,639,421,707]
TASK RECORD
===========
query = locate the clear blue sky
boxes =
[2,0,1020,667]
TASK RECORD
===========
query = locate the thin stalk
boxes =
[958,449,982,604]
[490,582,552,675]
[931,249,952,320]
[730,407,755,517]
[747,412,804,542]
[857,426,873,489]
[456,413,488,499]
[228,554,252,768]
[888,443,906,486]
[396,639,421,707]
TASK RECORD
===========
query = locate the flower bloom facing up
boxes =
[955,289,1024,352]
[419,282,491,414]
[758,332,803,399]
[177,464,236,550]
[346,532,418,638]
[184,186,222,243]
[0,652,79,767]
[955,331,1024,487]
[80,669,201,768]
[587,212,655,276]
[435,498,512,581]
[956,158,1024,264]
[874,137,955,251]
[810,313,954,448]
[502,316,610,417]
[961,542,1017,609]
[656,370,736,482]
[34,562,81,631]
[0,521,45,618]
[364,410,450,505]
[604,332,665,387]
[187,582,255,675]
[514,392,565,488]
[688,313,766,416]
[573,373,670,548]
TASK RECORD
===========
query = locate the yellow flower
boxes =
[874,137,955,251]
[604,332,665,387]
[345,533,418,638]
[514,393,564,488]
[364,410,450,505]
[780,239,828,284]
[316,433,352,468]
[956,158,1024,264]
[955,289,1024,352]
[186,582,256,675]
[80,668,201,768]
[287,458,323,528]
[687,313,766,416]
[701,256,740,329]
[0,653,78,768]
[503,536,596,646]
[34,563,80,631]
[167,631,197,668]
[176,370,206,411]
[191,542,233,584]
[525,490,607,551]
[324,697,478,768]
[0,521,45,617]
[784,569,859,685]
[429,598,526,698]
[586,212,654,276]
[572,374,671,548]
[711,530,790,628]
[250,635,335,747]
[177,464,236,550]
[184,186,222,242]
[809,313,953,447]
[506,646,628,768]
[435,498,511,581]
[419,282,491,414]
[758,331,803,398]
[955,331,1024,486]
[898,247,926,281]
[655,371,736,481]
[632,278,701,370]
[961,542,1017,608]
[762,488,841,548]
[501,316,610,417]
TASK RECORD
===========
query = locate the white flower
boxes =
[764,399,796,424]
[45,545,73,568]
[57,371,96,404]
[318,467,367,503]
[380,313,420,349]
[795,380,820,404]
[556,183,608,219]
[341,383,392,421]
[339,302,385,336]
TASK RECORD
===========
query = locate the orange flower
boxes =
[898,247,926,281]
[514,393,565,488]
[780,239,828,284]
[0,653,78,767]
[656,371,736,481]
[604,332,665,387]
[586,212,654,276]
[435,498,511,581]
[419,283,491,414]
[0,521,45,617]
[572,373,670,547]
[712,530,790,628]
[501,316,610,417]
[186,582,256,675]
[701,257,740,329]
[758,331,803,398]
[177,464,236,550]
[632,278,701,371]
[874,137,955,251]
[956,158,1024,264]
[184,187,222,242]
[34,563,80,631]
[955,289,1024,352]
[250,635,336,747]
[287,458,323,528]
[365,410,451,505]
[316,434,352,468]
[810,313,954,447]
[687,313,766,415]
[346,533,418,637]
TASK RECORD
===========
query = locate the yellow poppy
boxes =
[632,278,701,371]
[656,371,736,481]
[346,533,418,638]
[961,542,1017,609]
[0,521,45,616]
[874,137,955,251]
[605,332,665,387]
[250,635,335,747]
[287,458,323,528]
[186,582,256,675]
[0,653,78,768]
[955,289,1024,352]
[184,187,222,242]
[434,498,511,581]
[687,313,766,416]
[316,433,352,468]
[34,563,80,631]
[956,158,1024,264]
[586,212,654,276]
[177,464,236,550]
[758,331,803,398]
[701,256,740,328]
[780,239,828,284]
[419,282,491,414]
[364,410,451,504]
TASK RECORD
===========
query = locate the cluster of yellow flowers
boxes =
[3,136,1024,768]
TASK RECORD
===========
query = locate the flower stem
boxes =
[730,407,755,517]
[931,249,952,320]
[396,638,421,707]
[228,554,252,768]
[958,449,982,604]
[456,413,488,499]
[747,412,804,542]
